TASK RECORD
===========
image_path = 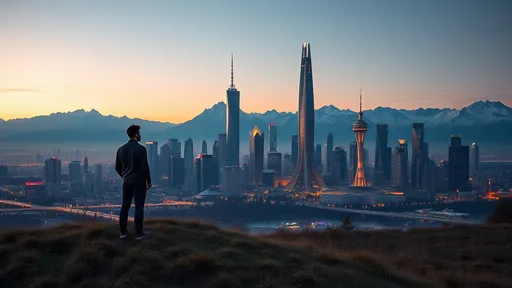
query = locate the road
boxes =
[301,202,479,225]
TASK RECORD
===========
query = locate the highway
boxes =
[301,202,479,225]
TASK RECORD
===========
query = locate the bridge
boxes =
[301,202,479,225]
[0,199,194,221]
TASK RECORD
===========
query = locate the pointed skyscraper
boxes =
[352,90,369,187]
[226,53,240,167]
[287,43,324,192]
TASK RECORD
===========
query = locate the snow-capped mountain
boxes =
[0,101,510,144]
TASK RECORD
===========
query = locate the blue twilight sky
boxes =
[1,0,511,123]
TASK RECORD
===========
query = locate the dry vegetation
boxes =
[0,219,509,288]
[268,225,512,288]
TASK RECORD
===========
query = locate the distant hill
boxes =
[1,101,511,147]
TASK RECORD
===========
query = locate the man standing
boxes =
[115,125,152,240]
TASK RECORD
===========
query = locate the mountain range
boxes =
[1,101,511,148]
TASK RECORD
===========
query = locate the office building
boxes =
[449,135,469,191]
[391,139,409,188]
[145,141,159,180]
[160,139,181,178]
[169,156,185,190]
[469,142,479,175]
[68,160,82,183]
[411,123,426,189]
[94,164,102,194]
[349,142,357,183]
[226,54,240,166]
[218,133,227,169]
[291,135,298,168]
[184,138,194,192]
[332,146,348,183]
[287,43,325,192]
[323,133,333,175]
[267,151,282,177]
[249,126,264,185]
[44,157,61,194]
[202,140,208,154]
[194,154,218,193]
[269,123,277,152]
[374,124,391,184]
[220,166,242,196]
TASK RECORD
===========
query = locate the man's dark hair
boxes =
[127,125,141,139]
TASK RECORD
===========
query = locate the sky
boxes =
[1,0,511,123]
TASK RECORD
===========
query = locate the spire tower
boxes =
[230,53,235,89]
[352,90,369,187]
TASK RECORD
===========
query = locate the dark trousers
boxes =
[120,183,147,235]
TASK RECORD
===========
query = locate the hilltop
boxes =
[0,220,511,288]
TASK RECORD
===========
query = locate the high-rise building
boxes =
[332,146,348,183]
[202,140,208,154]
[449,135,469,191]
[44,157,61,194]
[267,152,282,177]
[94,164,102,194]
[391,139,409,188]
[220,166,242,196]
[226,54,240,167]
[212,140,219,160]
[83,156,89,173]
[160,139,181,178]
[68,160,82,183]
[269,123,277,152]
[352,92,369,187]
[315,144,322,173]
[218,133,227,169]
[169,156,185,190]
[249,126,264,185]
[374,124,391,184]
[411,123,426,189]
[287,43,324,192]
[184,138,194,192]
[469,143,479,175]
[291,135,298,168]
[323,133,333,175]
[145,141,159,180]
[194,154,218,193]
[349,142,357,183]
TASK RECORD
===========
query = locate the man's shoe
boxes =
[120,233,128,239]
[135,231,152,241]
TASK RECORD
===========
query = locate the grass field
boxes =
[0,219,509,287]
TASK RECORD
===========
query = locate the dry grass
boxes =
[0,219,430,288]
[267,224,512,288]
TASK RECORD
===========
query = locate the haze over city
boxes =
[2,0,511,123]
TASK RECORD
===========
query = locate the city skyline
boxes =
[2,0,511,123]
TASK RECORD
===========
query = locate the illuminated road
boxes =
[301,202,479,225]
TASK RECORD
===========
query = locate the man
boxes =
[115,124,152,240]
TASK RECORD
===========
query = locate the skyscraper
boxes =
[202,140,208,154]
[323,133,333,175]
[374,124,391,185]
[315,144,322,173]
[145,141,159,180]
[352,92,369,187]
[267,152,282,177]
[68,160,82,183]
[291,135,298,168]
[160,139,180,178]
[269,123,277,152]
[194,154,218,193]
[349,142,357,182]
[449,135,469,191]
[94,163,102,194]
[169,156,185,190]
[469,143,479,175]
[249,126,264,185]
[44,157,61,194]
[391,139,409,188]
[287,43,324,192]
[226,54,240,167]
[83,156,89,173]
[332,146,348,183]
[411,123,425,189]
[184,138,194,192]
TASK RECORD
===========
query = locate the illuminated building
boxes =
[226,54,240,166]
[44,157,61,195]
[24,181,46,199]
[94,164,102,194]
[291,135,298,168]
[287,43,325,192]
[145,141,159,180]
[469,143,479,175]
[448,135,469,191]
[269,123,277,152]
[411,123,426,189]
[202,140,208,154]
[194,154,218,193]
[332,146,348,183]
[249,125,264,185]
[391,139,409,188]
[374,124,391,185]
[351,92,369,187]
[323,133,333,175]
[184,138,194,192]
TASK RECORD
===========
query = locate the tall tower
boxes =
[287,43,324,192]
[351,91,369,187]
[184,138,194,192]
[374,124,391,185]
[469,142,479,175]
[202,140,208,154]
[323,133,333,175]
[411,123,425,189]
[226,54,240,167]
[249,125,264,185]
[269,123,277,152]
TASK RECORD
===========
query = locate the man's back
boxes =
[116,140,151,185]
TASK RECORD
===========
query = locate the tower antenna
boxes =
[359,88,363,113]
[230,53,235,89]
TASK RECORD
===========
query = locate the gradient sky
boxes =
[1,0,511,123]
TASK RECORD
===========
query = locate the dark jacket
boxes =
[115,140,151,185]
